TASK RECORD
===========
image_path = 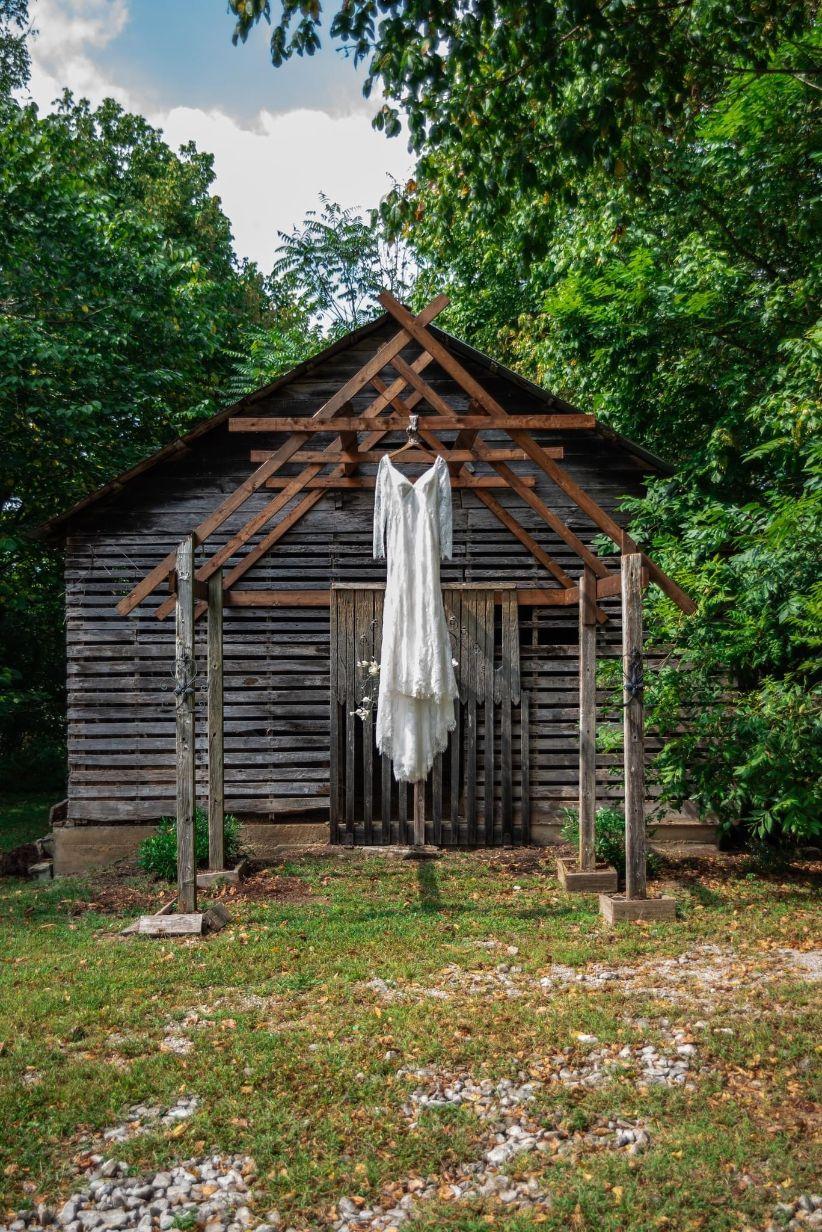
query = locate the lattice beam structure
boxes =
[117,292,694,619]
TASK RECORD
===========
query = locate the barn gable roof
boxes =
[38,312,670,540]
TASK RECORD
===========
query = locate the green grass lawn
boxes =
[0,792,55,851]
[0,850,819,1230]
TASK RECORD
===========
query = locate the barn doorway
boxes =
[330,583,531,847]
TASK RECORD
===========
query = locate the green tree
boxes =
[0,0,29,99]
[223,196,416,401]
[0,94,265,528]
[228,0,814,210]
[271,193,414,335]
[405,61,822,842]
[222,279,323,402]
[231,0,821,842]
[0,88,266,789]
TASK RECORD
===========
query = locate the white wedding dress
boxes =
[373,454,459,782]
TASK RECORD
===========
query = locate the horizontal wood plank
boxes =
[231,414,595,433]
[262,475,537,490]
[249,447,563,463]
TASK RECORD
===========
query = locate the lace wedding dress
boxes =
[373,454,459,782]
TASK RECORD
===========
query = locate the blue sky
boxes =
[26,0,411,268]
[88,0,369,122]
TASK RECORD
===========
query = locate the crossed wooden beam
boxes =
[117,292,695,620]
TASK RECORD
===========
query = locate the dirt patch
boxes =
[61,868,316,915]
[654,849,822,887]
[209,869,317,905]
[65,881,170,916]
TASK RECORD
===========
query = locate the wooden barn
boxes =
[41,293,710,877]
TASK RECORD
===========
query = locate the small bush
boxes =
[137,808,245,881]
[560,805,661,878]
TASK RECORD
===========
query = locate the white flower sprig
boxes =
[351,658,380,721]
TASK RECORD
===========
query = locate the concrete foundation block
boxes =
[557,858,618,893]
[599,893,677,923]
[196,867,240,888]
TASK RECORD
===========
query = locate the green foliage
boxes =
[229,0,809,216]
[137,809,245,882]
[560,806,661,879]
[0,94,265,530]
[0,72,265,787]
[0,0,28,100]
[0,545,65,790]
[380,32,822,847]
[271,194,414,335]
[0,792,53,852]
[223,197,416,402]
[222,289,323,403]
[0,0,29,99]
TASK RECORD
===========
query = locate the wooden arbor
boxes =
[116,291,694,916]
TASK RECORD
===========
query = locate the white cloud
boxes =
[158,105,410,270]
[25,0,412,270]
[27,0,131,109]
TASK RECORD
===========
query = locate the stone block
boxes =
[556,858,618,892]
[28,861,53,881]
[599,893,677,923]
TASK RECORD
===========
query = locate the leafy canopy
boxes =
[0,47,267,788]
[228,0,812,205]
[271,193,414,335]
[231,3,822,842]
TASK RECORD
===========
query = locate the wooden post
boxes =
[622,553,646,899]
[175,536,197,912]
[207,570,225,871]
[578,565,597,871]
[413,781,425,847]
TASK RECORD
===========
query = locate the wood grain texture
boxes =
[121,297,448,618]
[379,291,694,614]
[413,781,425,847]
[175,537,197,911]
[622,553,646,899]
[578,566,597,871]
[262,474,537,490]
[232,415,594,433]
[63,316,671,836]
[207,571,225,870]
[251,447,546,464]
[483,589,495,845]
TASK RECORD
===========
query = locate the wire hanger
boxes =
[389,413,437,461]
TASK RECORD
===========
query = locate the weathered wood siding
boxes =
[64,322,657,827]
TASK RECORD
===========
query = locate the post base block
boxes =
[403,844,443,861]
[196,868,239,888]
[122,902,230,937]
[557,858,618,893]
[599,893,677,923]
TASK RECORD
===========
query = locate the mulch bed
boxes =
[653,850,822,886]
[32,849,822,918]
[65,881,170,916]
[209,870,317,905]
[63,867,318,915]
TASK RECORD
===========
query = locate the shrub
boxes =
[137,808,245,882]
[560,806,661,878]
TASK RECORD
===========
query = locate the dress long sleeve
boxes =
[436,456,453,560]
[373,456,388,559]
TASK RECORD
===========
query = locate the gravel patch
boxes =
[365,943,822,1011]
[1,1155,272,1232]
[330,1063,651,1230]
[96,1097,200,1146]
[753,1193,822,1230]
